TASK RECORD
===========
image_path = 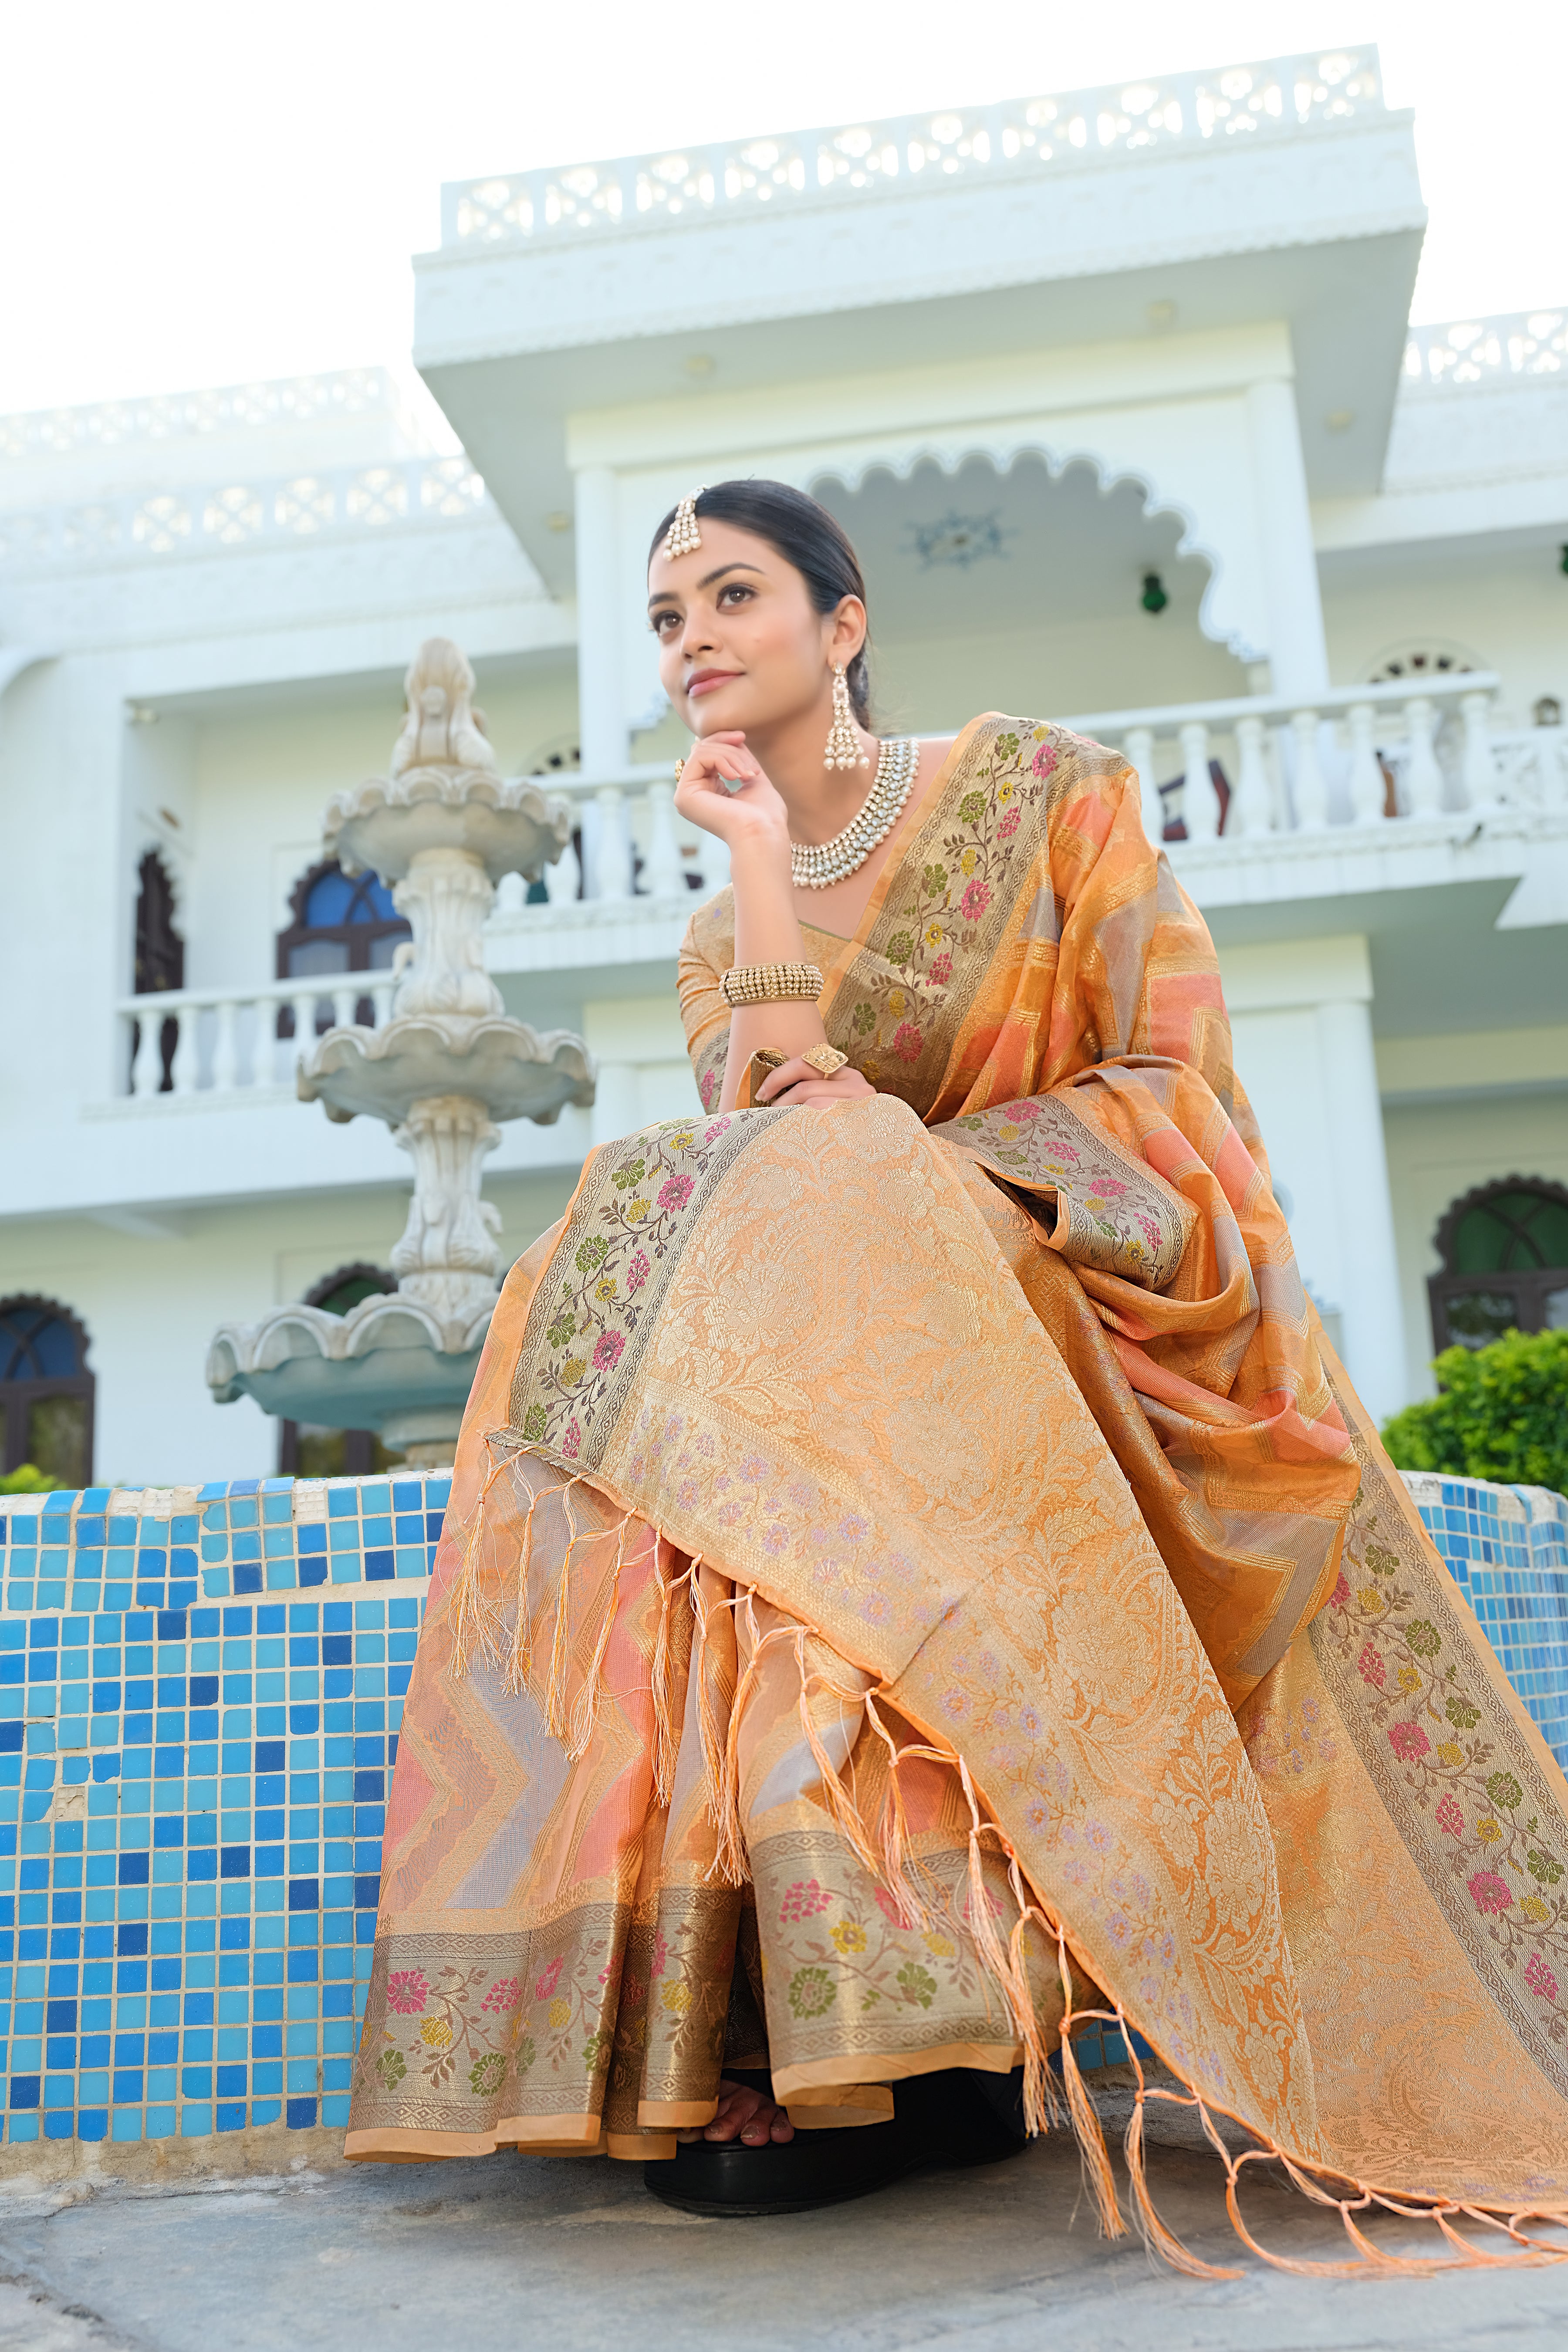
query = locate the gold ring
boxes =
[673,758,684,782]
[801,1044,849,1078]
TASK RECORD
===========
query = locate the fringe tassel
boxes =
[1053,1919,1125,2240]
[956,1759,1053,2122]
[862,1692,933,1933]
[1113,2000,1239,2279]
[791,1632,886,1888]
[691,1575,747,1887]
[650,1544,694,1808]
[566,1513,627,1760]
[446,1440,520,1680]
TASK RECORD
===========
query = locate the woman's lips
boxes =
[686,671,742,699]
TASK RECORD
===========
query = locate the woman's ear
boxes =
[828,595,868,666]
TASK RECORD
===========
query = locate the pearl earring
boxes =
[824,663,869,771]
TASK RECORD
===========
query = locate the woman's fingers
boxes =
[755,1061,875,1106]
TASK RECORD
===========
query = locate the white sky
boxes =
[1,0,1562,417]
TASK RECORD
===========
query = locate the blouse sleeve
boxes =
[677,900,734,1115]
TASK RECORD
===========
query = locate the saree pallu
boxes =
[346,717,1568,2272]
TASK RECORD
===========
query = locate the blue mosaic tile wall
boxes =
[1407,1476,1568,1769]
[0,1468,1563,2151]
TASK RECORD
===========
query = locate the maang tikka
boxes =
[824,662,869,771]
[664,488,706,559]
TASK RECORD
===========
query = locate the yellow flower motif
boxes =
[419,2017,452,2048]
[1523,1895,1550,1924]
[997,780,1015,803]
[1438,1740,1463,1767]
[861,1060,880,1083]
[659,1980,692,2015]
[548,1996,571,2029]
[1477,1817,1502,1844]
[887,989,907,1017]
[924,923,944,948]
[1397,1666,1421,1694]
[997,1122,1019,1142]
[595,1276,618,1302]
[1358,1587,1382,1614]
[667,1131,694,1152]
[627,1198,649,1221]
[923,1933,956,1958]
[960,846,977,876]
[830,1921,867,1955]
[561,1356,586,1387]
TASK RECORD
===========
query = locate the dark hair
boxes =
[649,480,872,724]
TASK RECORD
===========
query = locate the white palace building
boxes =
[1,44,1565,1490]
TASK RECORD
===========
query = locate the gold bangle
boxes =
[720,961,823,1008]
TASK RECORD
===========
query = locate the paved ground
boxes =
[3,2104,1568,2352]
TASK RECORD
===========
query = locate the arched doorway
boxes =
[0,1297,95,1486]
[1428,1178,1568,1350]
[276,1265,405,1477]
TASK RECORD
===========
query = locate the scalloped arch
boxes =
[805,440,1252,665]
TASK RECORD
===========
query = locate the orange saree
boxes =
[345,716,1568,2271]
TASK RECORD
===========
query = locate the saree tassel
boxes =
[793,1634,884,1886]
[691,1576,747,1887]
[445,1443,518,1682]
[1053,1921,1125,2240]
[1004,1856,1060,2136]
[565,1513,628,1760]
[649,1545,694,1808]
[502,1484,544,1696]
[956,1761,1050,2116]
[862,1691,931,1933]
[1113,2002,1238,2281]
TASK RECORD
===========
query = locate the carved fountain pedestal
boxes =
[207,639,596,1467]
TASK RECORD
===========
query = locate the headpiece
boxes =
[663,487,706,559]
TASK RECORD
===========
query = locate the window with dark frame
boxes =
[0,1297,95,1487]
[276,1264,405,1478]
[275,861,411,1038]
[1428,1177,1568,1352]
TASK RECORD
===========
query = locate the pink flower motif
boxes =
[482,1977,521,2013]
[561,1420,581,1460]
[929,952,953,987]
[592,1331,625,1372]
[534,1957,564,2000]
[840,1514,867,1541]
[762,1524,788,1555]
[1032,741,1058,779]
[1467,1870,1512,1916]
[626,1248,650,1294]
[960,880,991,921]
[1012,1100,1040,1122]
[1388,1722,1429,1762]
[740,1455,768,1481]
[658,1173,694,1212]
[1524,1953,1558,2002]
[1094,1178,1129,1199]
[386,1969,429,2014]
[1085,1821,1112,1853]
[998,805,1021,840]
[598,1956,622,1987]
[1136,1214,1163,1250]
[651,1932,669,1980]
[874,1885,912,1928]
[700,1069,719,1109]
[780,1878,831,1925]
[1330,1573,1350,1611]
[1436,1793,1463,1836]
[703,1117,731,1142]
[1356,1641,1386,1688]
[893,1021,924,1064]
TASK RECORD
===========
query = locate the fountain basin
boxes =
[207,1292,491,1445]
[299,1014,595,1126]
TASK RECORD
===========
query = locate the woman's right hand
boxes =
[674,732,790,856]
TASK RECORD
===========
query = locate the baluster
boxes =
[131,1006,163,1098]
[370,980,394,1030]
[492,871,527,916]
[1124,726,1164,845]
[331,985,355,1030]
[545,833,581,903]
[291,990,318,1060]
[1290,710,1329,829]
[594,784,632,900]
[170,1004,199,1096]
[1459,689,1494,809]
[211,996,238,1092]
[642,780,684,896]
[1178,721,1216,839]
[1228,714,1272,835]
[1402,696,1443,816]
[1345,702,1385,824]
[693,826,730,896]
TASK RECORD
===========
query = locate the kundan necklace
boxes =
[790,737,919,890]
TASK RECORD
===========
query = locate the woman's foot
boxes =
[677,2075,795,2147]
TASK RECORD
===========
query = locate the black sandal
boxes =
[643,2067,1027,2218]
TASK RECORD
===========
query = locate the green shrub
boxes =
[0,1462,54,1495]
[1383,1328,1568,1496]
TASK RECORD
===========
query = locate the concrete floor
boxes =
[3,2108,1568,2352]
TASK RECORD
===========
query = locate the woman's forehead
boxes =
[648,518,784,588]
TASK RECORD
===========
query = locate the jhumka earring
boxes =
[664,489,706,558]
[823,662,870,770]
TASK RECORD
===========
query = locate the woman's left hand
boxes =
[754,1058,876,1108]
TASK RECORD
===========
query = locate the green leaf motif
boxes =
[1486,1770,1524,1812]
[522,1402,547,1443]
[574,1237,610,1274]
[1406,1618,1441,1658]
[515,2034,537,2073]
[468,2052,506,2095]
[1445,1696,1481,1730]
[851,1001,876,1035]
[546,1314,576,1349]
[958,791,986,824]
[1527,1848,1565,1886]
[885,931,915,966]
[922,863,948,898]
[377,2049,407,2088]
[896,1963,938,2010]
[787,1965,837,2021]
[1363,1543,1399,1578]
[612,1158,646,1192]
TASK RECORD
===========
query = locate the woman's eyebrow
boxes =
[647,561,764,614]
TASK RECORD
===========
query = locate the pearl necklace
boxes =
[790,737,919,891]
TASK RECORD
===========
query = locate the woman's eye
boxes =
[718,584,753,607]
[651,611,678,635]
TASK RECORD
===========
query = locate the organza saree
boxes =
[346,717,1568,2270]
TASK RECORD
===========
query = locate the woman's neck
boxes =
[736,700,880,847]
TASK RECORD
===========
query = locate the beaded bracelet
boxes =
[720,961,824,1008]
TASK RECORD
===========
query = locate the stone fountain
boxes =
[207,638,596,1465]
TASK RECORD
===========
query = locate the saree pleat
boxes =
[347,715,1568,2271]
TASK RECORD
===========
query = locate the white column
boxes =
[1246,376,1331,701]
[1317,984,1408,1421]
[574,465,626,780]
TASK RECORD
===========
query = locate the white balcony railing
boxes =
[0,455,489,571]
[441,48,1382,244]
[113,678,1566,1105]
[1403,311,1567,389]
[115,976,396,1104]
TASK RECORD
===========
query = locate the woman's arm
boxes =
[674,732,872,1114]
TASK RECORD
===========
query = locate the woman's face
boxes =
[647,518,865,739]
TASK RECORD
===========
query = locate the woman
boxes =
[346,483,1568,2267]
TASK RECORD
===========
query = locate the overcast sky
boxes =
[2,0,1561,416]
